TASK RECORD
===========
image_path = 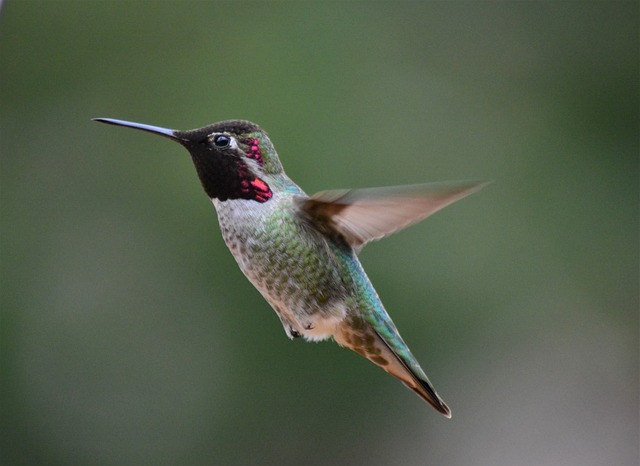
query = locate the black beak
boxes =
[93,118,185,142]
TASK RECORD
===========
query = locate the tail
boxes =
[335,321,451,418]
[373,329,452,418]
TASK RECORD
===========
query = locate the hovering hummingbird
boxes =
[94,117,487,417]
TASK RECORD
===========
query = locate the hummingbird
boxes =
[94,117,487,418]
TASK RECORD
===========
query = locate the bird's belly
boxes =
[215,198,348,340]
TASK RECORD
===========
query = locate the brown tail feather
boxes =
[334,323,452,418]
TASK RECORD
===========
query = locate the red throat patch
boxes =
[244,138,264,166]
[249,178,272,202]
[237,138,270,202]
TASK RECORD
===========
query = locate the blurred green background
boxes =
[1,1,637,465]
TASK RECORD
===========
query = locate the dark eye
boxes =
[213,134,231,148]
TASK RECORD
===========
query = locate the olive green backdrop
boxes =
[1,1,637,465]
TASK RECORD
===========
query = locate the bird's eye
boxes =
[213,134,232,149]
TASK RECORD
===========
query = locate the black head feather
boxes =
[175,120,273,202]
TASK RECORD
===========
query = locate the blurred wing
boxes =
[300,180,489,251]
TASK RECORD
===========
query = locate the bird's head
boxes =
[94,118,282,202]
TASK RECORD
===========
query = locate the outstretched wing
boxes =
[299,180,489,251]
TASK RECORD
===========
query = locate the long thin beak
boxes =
[93,118,182,141]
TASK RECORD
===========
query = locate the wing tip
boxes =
[442,179,493,198]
